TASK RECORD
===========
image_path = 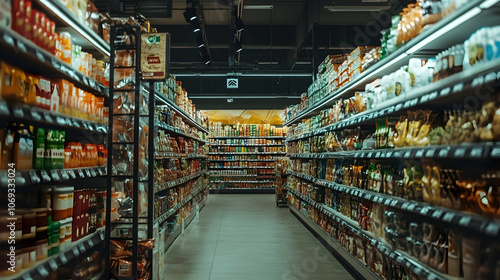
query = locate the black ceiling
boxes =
[97,0,412,109]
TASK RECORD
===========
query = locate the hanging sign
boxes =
[141,33,168,80]
[227,78,238,89]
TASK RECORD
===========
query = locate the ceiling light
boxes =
[244,5,273,10]
[324,5,391,12]
[191,19,201,32]
[258,62,278,65]
[183,7,197,22]
[295,61,311,65]
[235,18,244,32]
[234,39,242,52]
[195,35,205,48]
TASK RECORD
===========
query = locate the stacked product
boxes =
[210,122,286,137]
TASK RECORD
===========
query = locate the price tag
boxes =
[78,169,86,178]
[384,198,392,205]
[458,216,472,227]
[40,170,51,182]
[428,91,438,100]
[438,148,449,158]
[420,94,429,103]
[367,152,373,158]
[390,200,398,207]
[425,149,435,158]
[27,171,40,185]
[17,40,27,52]
[442,212,455,223]
[403,100,412,108]
[420,206,431,215]
[415,150,424,158]
[60,171,69,181]
[431,210,444,219]
[396,255,405,263]
[440,87,451,97]
[395,103,403,111]
[472,76,485,87]
[485,72,496,83]
[38,265,49,277]
[83,169,91,178]
[404,150,412,158]
[60,253,68,264]
[30,110,42,121]
[453,82,464,93]
[484,222,500,237]
[72,246,80,257]
[470,147,483,158]
[454,148,466,158]
[50,170,60,181]
[35,50,46,63]
[78,243,86,252]
[44,113,54,123]
[13,107,24,118]
[68,170,77,179]
[385,151,393,158]
[375,152,381,158]
[48,259,58,271]
[413,267,423,276]
[3,33,14,46]
[408,204,416,211]
[56,116,66,125]
[90,168,97,177]
[365,193,372,200]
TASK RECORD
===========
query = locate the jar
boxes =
[52,186,74,221]
[34,208,47,228]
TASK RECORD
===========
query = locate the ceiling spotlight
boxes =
[234,39,242,52]
[235,18,244,32]
[191,19,201,32]
[196,35,205,48]
[183,6,197,22]
[199,47,211,64]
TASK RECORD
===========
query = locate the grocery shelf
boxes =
[288,203,381,280]
[0,26,109,97]
[161,196,207,254]
[210,180,275,184]
[210,136,286,139]
[155,184,209,225]
[208,159,276,162]
[287,190,450,280]
[209,152,286,155]
[287,142,500,160]
[0,166,106,188]
[288,171,500,239]
[209,188,275,194]
[156,122,207,144]
[287,59,500,142]
[208,166,275,169]
[0,101,108,134]
[154,91,209,134]
[154,170,207,193]
[284,0,500,126]
[11,228,105,280]
[34,0,110,57]
[155,152,206,159]
[209,144,284,147]
[207,174,258,177]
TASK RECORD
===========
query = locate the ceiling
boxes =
[97,0,412,110]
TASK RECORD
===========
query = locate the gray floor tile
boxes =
[161,194,356,280]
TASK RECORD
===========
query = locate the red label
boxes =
[147,56,161,64]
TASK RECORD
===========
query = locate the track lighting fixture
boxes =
[183,6,197,22]
[234,39,242,52]
[191,19,201,32]
[235,18,244,32]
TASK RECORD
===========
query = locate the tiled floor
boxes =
[162,194,357,280]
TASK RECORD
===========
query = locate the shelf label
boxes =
[44,113,54,124]
[458,216,472,227]
[484,222,500,237]
[3,33,14,46]
[453,82,464,93]
[60,171,69,181]
[38,265,49,277]
[431,210,444,219]
[35,50,46,63]
[48,259,58,271]
[29,170,41,184]
[425,149,435,158]
[472,76,485,87]
[438,148,449,158]
[390,200,398,207]
[60,253,68,264]
[30,110,42,121]
[68,170,77,179]
[78,169,86,178]
[428,91,438,100]
[13,107,24,118]
[470,147,483,158]
[17,41,27,52]
[420,206,431,215]
[56,116,66,126]
[404,150,412,158]
[415,150,424,158]
[50,170,60,181]
[40,170,51,182]
[440,87,451,97]
[442,212,455,223]
[485,72,496,83]
[454,148,466,158]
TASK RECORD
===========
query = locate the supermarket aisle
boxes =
[162,194,356,280]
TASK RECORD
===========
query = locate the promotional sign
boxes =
[141,33,168,79]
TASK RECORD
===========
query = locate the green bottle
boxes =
[34,128,45,170]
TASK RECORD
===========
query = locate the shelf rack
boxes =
[284,0,500,126]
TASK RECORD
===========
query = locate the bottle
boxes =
[33,128,45,170]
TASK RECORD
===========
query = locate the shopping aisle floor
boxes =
[162,194,356,280]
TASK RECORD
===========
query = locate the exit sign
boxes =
[227,78,238,89]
